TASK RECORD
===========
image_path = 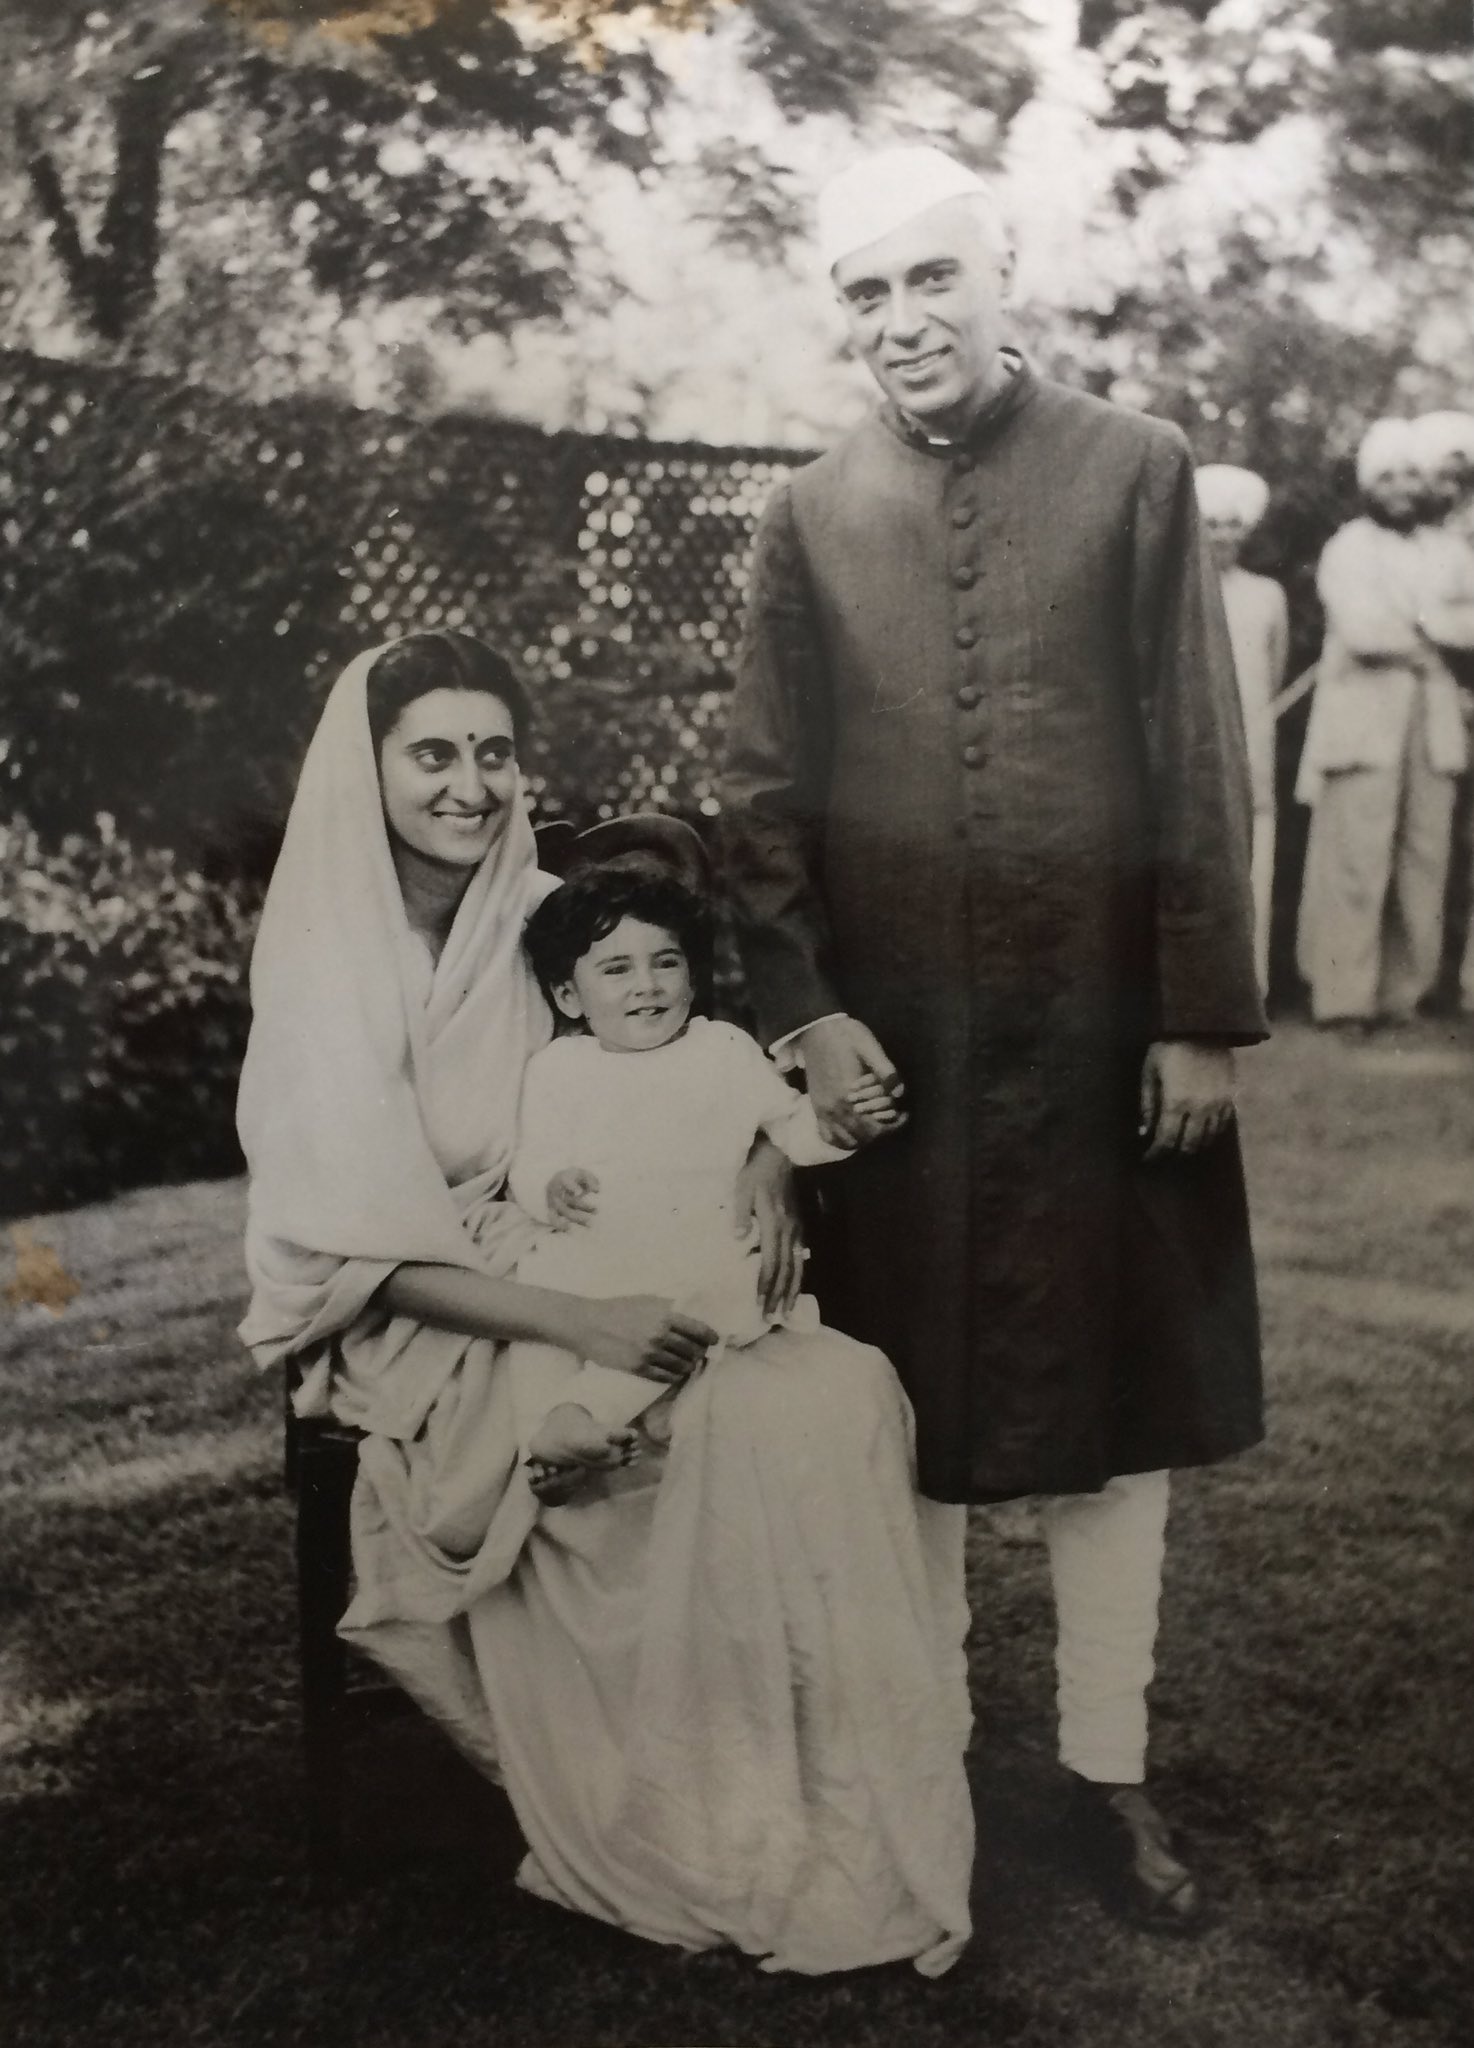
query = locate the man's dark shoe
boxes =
[1060,1775,1209,1935]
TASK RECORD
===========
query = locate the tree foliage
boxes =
[0,1,1036,394]
[1085,1,1471,246]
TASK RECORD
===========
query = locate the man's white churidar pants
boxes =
[924,1468,1171,1786]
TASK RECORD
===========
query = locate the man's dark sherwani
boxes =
[722,357,1268,1503]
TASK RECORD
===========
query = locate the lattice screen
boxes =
[0,345,811,838]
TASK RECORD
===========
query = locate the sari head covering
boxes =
[238,641,557,1375]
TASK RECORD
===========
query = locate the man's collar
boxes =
[883,348,1035,457]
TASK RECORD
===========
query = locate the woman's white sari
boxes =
[237,649,974,1976]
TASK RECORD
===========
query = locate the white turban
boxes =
[1356,417,1416,487]
[1194,464,1269,527]
[1409,410,1474,475]
[816,144,997,276]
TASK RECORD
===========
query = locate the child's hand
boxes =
[547,1167,600,1230]
[845,1075,908,1145]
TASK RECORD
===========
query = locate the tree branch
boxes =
[14,103,109,333]
[16,52,202,345]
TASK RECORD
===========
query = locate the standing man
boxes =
[1195,464,1289,998]
[721,147,1266,1935]
[1296,419,1470,1027]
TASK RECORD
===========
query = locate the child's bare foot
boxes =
[526,1405,638,1505]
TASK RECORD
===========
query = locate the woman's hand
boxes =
[735,1134,804,1319]
[573,1296,718,1384]
[547,1166,599,1230]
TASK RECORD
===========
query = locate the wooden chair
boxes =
[282,1363,412,1893]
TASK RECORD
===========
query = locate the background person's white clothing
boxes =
[1219,567,1288,995]
[1296,518,1468,1021]
[1250,812,1276,997]
[1298,707,1459,1021]
[506,1018,846,1451]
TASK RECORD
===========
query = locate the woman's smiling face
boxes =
[378,687,518,869]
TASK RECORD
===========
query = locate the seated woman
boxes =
[238,630,974,1976]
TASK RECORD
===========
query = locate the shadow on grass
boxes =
[0,1440,1086,2048]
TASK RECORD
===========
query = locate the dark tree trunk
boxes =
[16,53,195,346]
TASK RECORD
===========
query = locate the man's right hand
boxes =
[574,1296,718,1384]
[797,1015,905,1149]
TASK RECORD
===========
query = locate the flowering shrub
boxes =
[0,818,261,1218]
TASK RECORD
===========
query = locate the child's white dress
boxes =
[507,1017,844,1450]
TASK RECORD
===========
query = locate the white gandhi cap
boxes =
[816,144,992,276]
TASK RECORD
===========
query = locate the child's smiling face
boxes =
[554,915,694,1054]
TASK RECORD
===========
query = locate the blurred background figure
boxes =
[1196,464,1288,998]
[1411,411,1474,543]
[1294,419,1467,1029]
[1410,411,1474,1013]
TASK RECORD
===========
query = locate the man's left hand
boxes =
[1139,1041,1237,1161]
[734,1135,804,1317]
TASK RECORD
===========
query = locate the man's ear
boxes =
[552,979,584,1023]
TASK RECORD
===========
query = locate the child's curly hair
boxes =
[523,864,714,1016]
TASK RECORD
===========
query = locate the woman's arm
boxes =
[381,1264,715,1383]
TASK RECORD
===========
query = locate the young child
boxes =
[508,859,898,1494]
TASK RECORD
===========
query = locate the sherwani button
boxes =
[951,506,976,529]
[952,453,974,476]
[952,565,978,589]
[955,624,978,649]
[956,685,980,709]
[961,743,984,769]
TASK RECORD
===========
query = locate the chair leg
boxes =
[297,1442,358,1897]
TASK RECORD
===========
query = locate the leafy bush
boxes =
[0,817,260,1218]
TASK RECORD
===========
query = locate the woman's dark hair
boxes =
[523,866,714,1017]
[365,631,532,753]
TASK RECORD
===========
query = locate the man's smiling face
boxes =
[833,196,1012,437]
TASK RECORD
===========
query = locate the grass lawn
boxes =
[2,1019,1471,2048]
